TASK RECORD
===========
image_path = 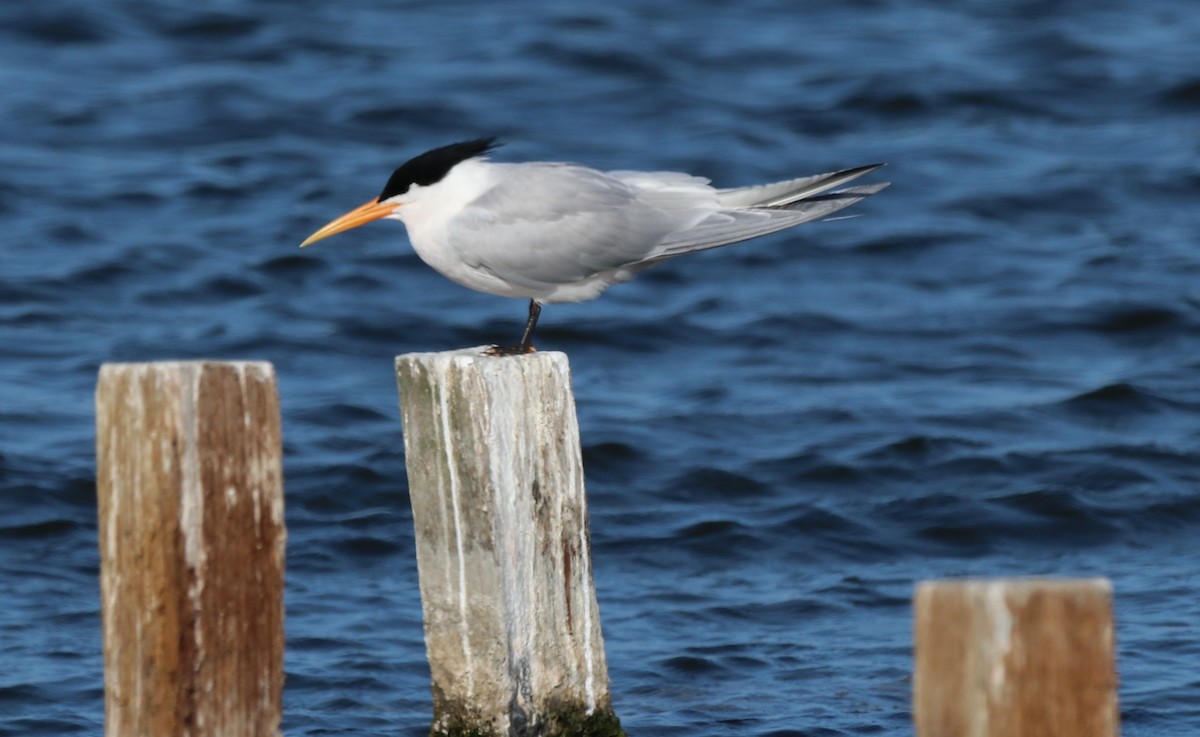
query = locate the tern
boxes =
[301,138,887,354]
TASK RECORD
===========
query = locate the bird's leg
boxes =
[485,299,541,356]
[518,300,541,351]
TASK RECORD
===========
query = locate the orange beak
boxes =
[300,199,397,247]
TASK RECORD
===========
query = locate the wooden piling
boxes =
[913,578,1118,737]
[396,348,621,737]
[96,361,285,737]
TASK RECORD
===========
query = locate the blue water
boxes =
[2,1,1199,734]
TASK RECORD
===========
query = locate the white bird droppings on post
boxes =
[436,371,476,700]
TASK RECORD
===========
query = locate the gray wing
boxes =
[441,161,886,290]
[444,163,701,290]
[638,181,890,265]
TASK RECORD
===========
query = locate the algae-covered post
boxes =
[96,361,286,737]
[913,578,1118,737]
[396,348,622,737]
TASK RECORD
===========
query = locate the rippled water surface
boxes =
[3,1,1199,735]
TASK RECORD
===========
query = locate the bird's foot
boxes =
[486,300,542,356]
[484,343,538,357]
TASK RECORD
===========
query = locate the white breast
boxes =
[384,160,507,291]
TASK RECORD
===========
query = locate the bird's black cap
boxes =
[377,138,501,202]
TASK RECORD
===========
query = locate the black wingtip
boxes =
[377,137,504,202]
[853,163,887,175]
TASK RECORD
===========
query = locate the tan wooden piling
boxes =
[96,361,285,737]
[396,348,621,737]
[914,578,1118,737]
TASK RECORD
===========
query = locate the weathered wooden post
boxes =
[396,348,622,737]
[914,578,1118,737]
[96,361,285,737]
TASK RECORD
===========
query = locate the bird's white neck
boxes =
[385,158,503,287]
